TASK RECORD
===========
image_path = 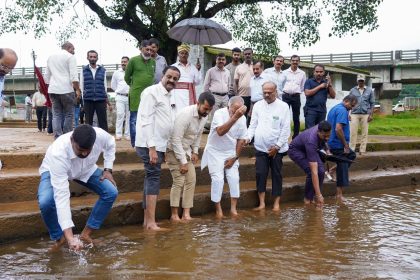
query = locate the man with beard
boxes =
[37,124,118,251]
[135,66,180,231]
[45,42,80,138]
[111,56,131,141]
[0,48,18,122]
[201,96,248,218]
[225,47,241,97]
[171,44,201,113]
[203,52,231,130]
[80,50,110,131]
[247,81,290,211]
[304,64,336,129]
[125,40,156,147]
[167,92,215,222]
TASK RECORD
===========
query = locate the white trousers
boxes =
[350,114,369,153]
[115,94,130,137]
[209,160,240,203]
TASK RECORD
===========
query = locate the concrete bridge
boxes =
[297,49,420,114]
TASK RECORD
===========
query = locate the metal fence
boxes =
[9,64,120,77]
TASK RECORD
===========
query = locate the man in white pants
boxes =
[201,96,247,218]
[111,56,130,141]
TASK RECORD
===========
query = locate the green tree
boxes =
[0,0,383,63]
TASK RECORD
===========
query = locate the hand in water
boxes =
[68,237,84,251]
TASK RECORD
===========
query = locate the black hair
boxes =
[243,47,253,53]
[216,52,226,58]
[273,55,284,61]
[232,47,241,53]
[198,91,216,107]
[149,38,160,47]
[318,121,332,132]
[87,50,98,56]
[343,94,358,104]
[139,39,151,48]
[313,64,325,71]
[0,48,3,59]
[291,54,300,60]
[121,56,129,61]
[72,124,96,149]
[163,65,181,75]
[253,60,264,69]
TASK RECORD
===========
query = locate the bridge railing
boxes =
[397,49,420,61]
[299,51,394,64]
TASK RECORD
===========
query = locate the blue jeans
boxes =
[50,92,75,139]
[37,169,118,241]
[136,147,165,209]
[74,106,80,127]
[129,111,137,147]
[304,108,326,130]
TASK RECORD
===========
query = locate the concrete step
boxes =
[1,150,419,204]
[0,166,419,243]
[0,122,38,128]
[1,140,420,170]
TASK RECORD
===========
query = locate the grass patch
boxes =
[369,110,420,137]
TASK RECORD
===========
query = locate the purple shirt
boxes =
[289,125,325,162]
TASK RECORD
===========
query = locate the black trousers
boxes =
[282,93,301,138]
[255,150,284,196]
[242,96,251,127]
[83,100,108,131]
[35,106,47,131]
[330,149,357,187]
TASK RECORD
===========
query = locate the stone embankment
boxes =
[0,134,419,243]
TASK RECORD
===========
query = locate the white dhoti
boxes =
[201,147,240,203]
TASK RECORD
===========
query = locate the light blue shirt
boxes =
[250,74,268,102]
[263,67,286,97]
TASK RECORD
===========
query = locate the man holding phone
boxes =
[303,64,336,129]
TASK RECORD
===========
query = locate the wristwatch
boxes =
[104,168,113,174]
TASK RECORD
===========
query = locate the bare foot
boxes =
[215,211,225,219]
[170,215,181,223]
[146,223,170,231]
[181,215,196,222]
[336,195,346,204]
[304,198,312,204]
[253,204,265,211]
[230,209,238,216]
[49,237,66,253]
[272,205,281,212]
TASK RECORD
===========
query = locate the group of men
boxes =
[0,44,376,251]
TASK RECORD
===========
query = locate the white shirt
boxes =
[135,82,175,152]
[111,68,129,94]
[39,127,116,231]
[201,107,248,170]
[263,67,286,96]
[247,99,291,153]
[167,104,207,164]
[250,74,268,102]
[79,64,108,94]
[45,49,79,94]
[282,67,306,94]
[32,91,46,107]
[170,61,201,112]
[25,96,32,106]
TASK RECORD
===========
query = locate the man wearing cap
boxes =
[349,74,375,156]
[125,40,156,147]
[171,44,201,113]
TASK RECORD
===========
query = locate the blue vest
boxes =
[82,65,106,101]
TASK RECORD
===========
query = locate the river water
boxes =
[1,187,419,279]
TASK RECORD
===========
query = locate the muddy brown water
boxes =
[0,187,419,279]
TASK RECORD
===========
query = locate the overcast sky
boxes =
[1,0,419,67]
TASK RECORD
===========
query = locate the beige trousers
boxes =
[350,114,369,153]
[166,150,196,208]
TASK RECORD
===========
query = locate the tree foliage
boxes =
[0,0,383,62]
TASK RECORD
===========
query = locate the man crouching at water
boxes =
[38,124,118,251]
[288,121,332,207]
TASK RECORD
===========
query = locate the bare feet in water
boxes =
[170,215,181,223]
[49,237,66,252]
[336,195,346,204]
[253,204,265,211]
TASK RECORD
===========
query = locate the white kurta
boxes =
[171,61,201,114]
[201,108,247,170]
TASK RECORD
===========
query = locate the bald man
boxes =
[0,48,18,122]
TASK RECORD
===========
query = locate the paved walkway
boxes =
[1,128,420,155]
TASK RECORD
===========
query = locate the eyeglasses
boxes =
[0,64,14,73]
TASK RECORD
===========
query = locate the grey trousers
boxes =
[50,92,75,138]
